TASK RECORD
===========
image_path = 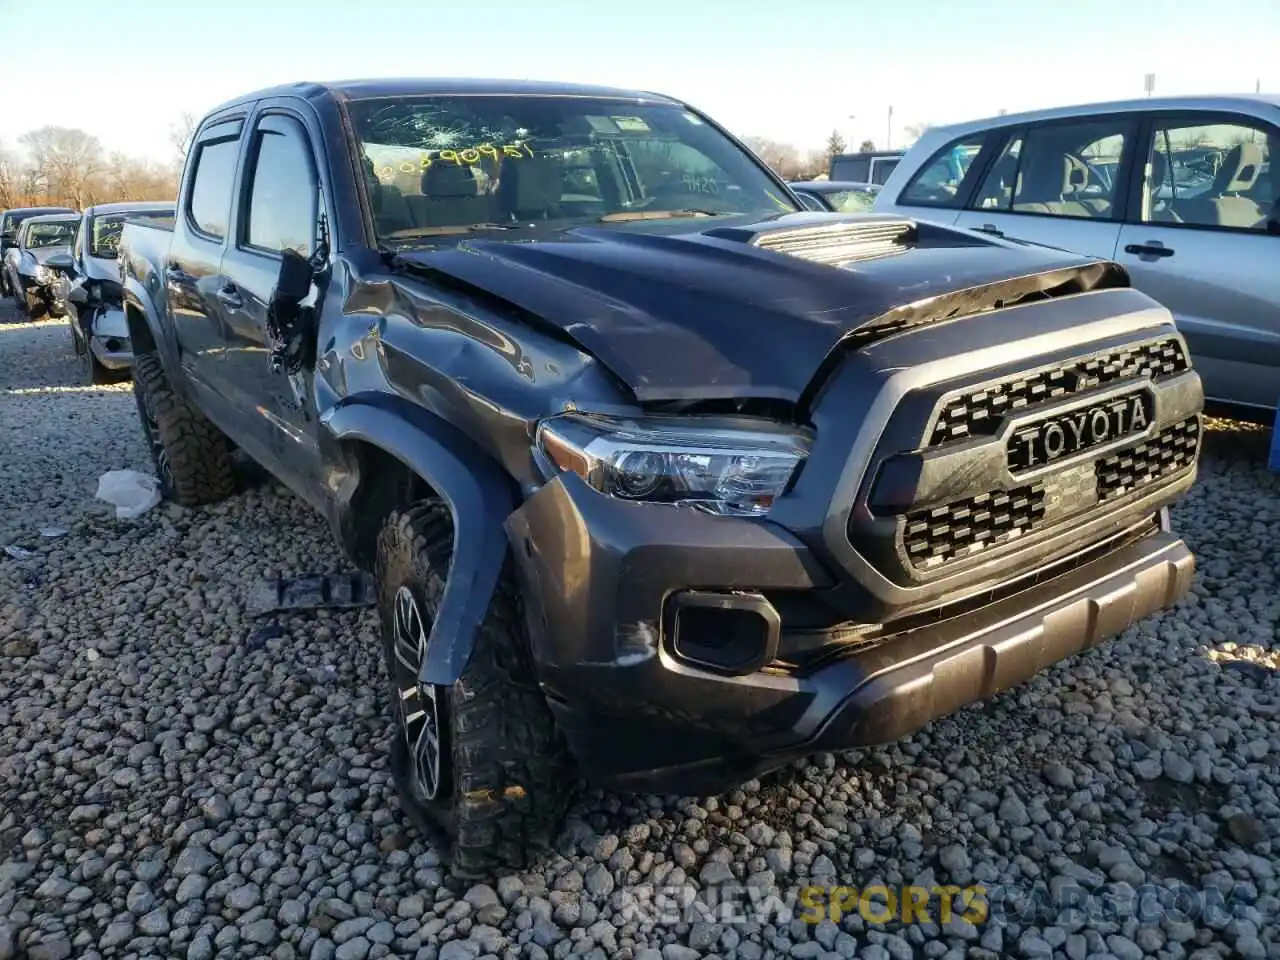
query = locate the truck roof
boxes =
[208,78,684,114]
[83,200,175,217]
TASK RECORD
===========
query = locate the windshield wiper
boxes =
[598,209,724,222]
[385,223,520,240]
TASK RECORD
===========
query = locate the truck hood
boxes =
[397,212,1124,403]
[27,245,72,266]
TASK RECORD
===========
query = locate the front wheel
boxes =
[375,500,572,878]
[24,286,47,319]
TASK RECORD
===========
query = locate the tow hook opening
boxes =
[667,590,780,676]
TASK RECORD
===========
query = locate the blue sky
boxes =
[3,0,1277,162]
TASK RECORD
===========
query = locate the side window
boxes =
[972,135,1023,210]
[243,119,317,256]
[1144,118,1277,231]
[188,137,241,240]
[900,136,986,207]
[1008,119,1128,220]
[833,157,871,182]
[871,157,900,186]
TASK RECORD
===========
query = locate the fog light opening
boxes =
[669,590,780,676]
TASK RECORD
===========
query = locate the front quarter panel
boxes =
[314,254,639,682]
[316,254,638,492]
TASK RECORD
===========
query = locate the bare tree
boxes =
[18,126,106,208]
[0,142,18,208]
[741,136,807,180]
[824,129,847,159]
[169,111,198,170]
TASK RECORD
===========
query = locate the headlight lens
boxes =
[536,413,810,516]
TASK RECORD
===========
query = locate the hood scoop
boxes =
[749,217,915,267]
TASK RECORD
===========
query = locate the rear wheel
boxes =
[375,500,572,878]
[131,353,236,505]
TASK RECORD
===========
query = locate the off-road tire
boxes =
[375,500,572,878]
[131,353,236,505]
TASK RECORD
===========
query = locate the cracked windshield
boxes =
[348,96,798,241]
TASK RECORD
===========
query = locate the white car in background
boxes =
[874,94,1280,421]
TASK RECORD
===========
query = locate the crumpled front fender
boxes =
[322,397,518,685]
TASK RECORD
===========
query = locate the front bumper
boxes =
[507,474,1194,794]
[90,335,133,370]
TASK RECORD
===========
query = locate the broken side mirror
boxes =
[265,248,319,376]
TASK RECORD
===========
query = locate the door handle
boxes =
[1124,243,1175,258]
[975,223,1004,237]
[216,284,244,310]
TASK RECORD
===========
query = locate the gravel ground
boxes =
[1,301,1278,960]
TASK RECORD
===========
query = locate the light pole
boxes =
[886,105,893,151]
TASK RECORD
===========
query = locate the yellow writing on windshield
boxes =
[377,143,536,183]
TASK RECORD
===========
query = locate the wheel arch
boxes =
[323,396,521,685]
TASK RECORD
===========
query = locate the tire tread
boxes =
[132,353,236,505]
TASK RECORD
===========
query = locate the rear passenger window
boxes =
[244,121,316,256]
[973,135,1023,210]
[1144,119,1277,231]
[900,136,985,206]
[188,138,240,240]
[1006,120,1128,220]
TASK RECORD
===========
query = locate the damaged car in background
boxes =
[3,212,79,317]
[52,201,174,383]
[0,204,76,298]
[119,78,1204,878]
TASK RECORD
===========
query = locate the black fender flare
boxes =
[321,397,518,686]
[122,276,180,373]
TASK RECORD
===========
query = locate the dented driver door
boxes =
[216,107,326,500]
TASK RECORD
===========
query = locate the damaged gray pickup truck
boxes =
[117,78,1204,877]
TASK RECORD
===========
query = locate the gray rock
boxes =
[176,874,208,904]
[939,844,971,881]
[1163,751,1195,784]
[226,883,262,911]
[27,938,72,960]
[333,937,371,960]
[138,908,171,936]
[243,919,278,945]
[999,795,1031,827]
[174,846,217,878]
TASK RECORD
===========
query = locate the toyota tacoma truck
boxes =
[118,79,1204,877]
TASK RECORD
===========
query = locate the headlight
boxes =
[35,265,52,283]
[536,413,810,517]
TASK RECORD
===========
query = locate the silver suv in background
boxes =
[874,95,1280,420]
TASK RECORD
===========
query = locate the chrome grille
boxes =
[929,338,1189,446]
[1096,418,1200,501]
[903,483,1047,570]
